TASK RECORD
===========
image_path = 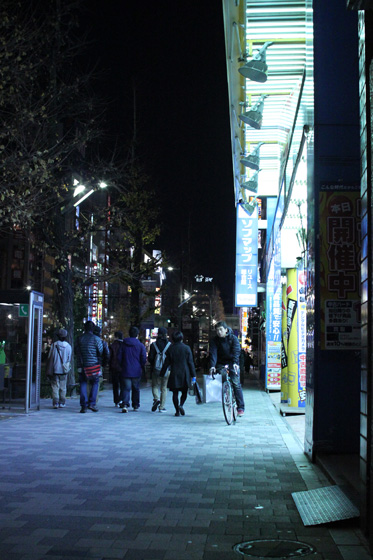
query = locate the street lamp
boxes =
[61,176,108,214]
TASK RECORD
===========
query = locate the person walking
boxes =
[118,326,147,413]
[46,328,72,409]
[109,331,123,407]
[160,330,196,417]
[209,320,245,416]
[76,320,104,413]
[148,327,171,413]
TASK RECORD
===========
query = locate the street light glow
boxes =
[73,184,86,197]
[73,189,94,207]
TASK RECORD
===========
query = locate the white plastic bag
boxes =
[203,374,222,403]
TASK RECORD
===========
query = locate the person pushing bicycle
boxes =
[209,321,245,417]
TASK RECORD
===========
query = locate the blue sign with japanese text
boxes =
[235,203,258,307]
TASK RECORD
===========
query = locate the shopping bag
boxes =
[203,374,222,403]
[194,381,203,405]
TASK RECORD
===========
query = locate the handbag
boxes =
[203,374,222,403]
[83,364,101,379]
[56,344,71,374]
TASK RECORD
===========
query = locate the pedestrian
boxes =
[148,327,171,413]
[209,321,245,416]
[76,320,104,413]
[245,351,253,373]
[160,330,196,417]
[109,331,123,407]
[118,326,147,413]
[46,328,72,409]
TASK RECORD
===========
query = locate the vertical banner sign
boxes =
[265,261,282,389]
[281,283,288,404]
[235,204,258,307]
[240,307,248,345]
[297,268,307,406]
[319,185,361,349]
[287,269,298,407]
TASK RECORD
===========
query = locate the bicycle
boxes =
[215,365,237,425]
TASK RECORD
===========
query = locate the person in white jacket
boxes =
[47,328,72,409]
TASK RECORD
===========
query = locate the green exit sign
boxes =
[18,304,29,317]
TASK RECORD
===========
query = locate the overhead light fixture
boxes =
[239,95,267,129]
[73,189,94,207]
[241,170,261,194]
[238,42,273,83]
[242,198,258,216]
[240,142,264,170]
[73,184,86,197]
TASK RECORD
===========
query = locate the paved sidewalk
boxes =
[0,379,371,560]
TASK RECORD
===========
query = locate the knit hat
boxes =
[58,328,67,338]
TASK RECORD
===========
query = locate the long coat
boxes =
[160,341,196,391]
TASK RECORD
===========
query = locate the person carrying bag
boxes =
[46,328,72,409]
[75,321,103,413]
[148,327,171,413]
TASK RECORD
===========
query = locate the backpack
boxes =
[153,341,171,374]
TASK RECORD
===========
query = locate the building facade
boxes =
[223,0,373,547]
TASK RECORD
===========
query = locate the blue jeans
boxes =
[219,366,245,411]
[120,377,141,409]
[79,374,100,408]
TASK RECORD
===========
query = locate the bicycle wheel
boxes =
[222,380,233,425]
[232,391,237,422]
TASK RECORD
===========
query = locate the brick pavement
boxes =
[0,378,371,560]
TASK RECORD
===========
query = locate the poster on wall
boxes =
[297,268,307,406]
[235,203,258,307]
[319,184,361,350]
[266,261,282,389]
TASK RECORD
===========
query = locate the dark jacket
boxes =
[76,332,103,368]
[209,327,241,369]
[100,340,110,368]
[160,341,196,391]
[148,337,169,374]
[109,339,123,373]
[118,336,147,378]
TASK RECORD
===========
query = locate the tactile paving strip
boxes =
[292,485,360,526]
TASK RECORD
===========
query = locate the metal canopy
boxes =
[240,0,307,197]
[224,0,308,202]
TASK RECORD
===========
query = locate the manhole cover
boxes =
[233,539,316,558]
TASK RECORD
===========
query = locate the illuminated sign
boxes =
[235,203,258,307]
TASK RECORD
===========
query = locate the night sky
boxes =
[81,2,236,311]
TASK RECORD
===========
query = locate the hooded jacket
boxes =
[209,327,241,369]
[118,336,147,378]
[47,340,72,375]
